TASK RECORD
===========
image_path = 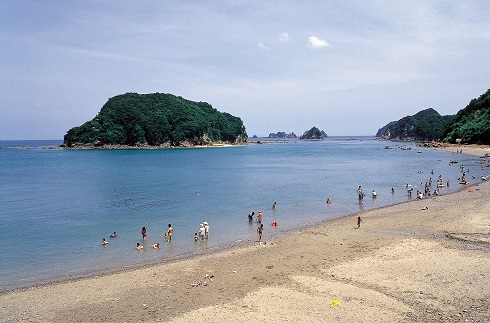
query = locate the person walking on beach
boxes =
[357,216,362,228]
[257,223,264,242]
[141,227,147,240]
[167,224,173,241]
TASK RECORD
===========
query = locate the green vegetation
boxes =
[443,89,490,144]
[376,89,490,144]
[377,108,454,141]
[64,93,247,147]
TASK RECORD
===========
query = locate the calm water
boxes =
[0,138,486,291]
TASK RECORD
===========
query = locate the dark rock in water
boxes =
[299,127,327,140]
[268,132,297,138]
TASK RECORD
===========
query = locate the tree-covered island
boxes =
[63,93,248,148]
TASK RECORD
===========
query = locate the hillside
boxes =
[376,89,490,144]
[376,108,454,141]
[63,93,247,147]
[443,89,490,144]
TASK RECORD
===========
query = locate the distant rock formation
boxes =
[267,132,297,138]
[299,127,328,140]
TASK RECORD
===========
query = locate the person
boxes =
[257,223,264,241]
[372,190,377,198]
[248,212,255,222]
[391,187,395,194]
[110,232,117,238]
[357,186,364,203]
[136,243,143,250]
[163,232,169,241]
[199,223,206,240]
[152,243,160,249]
[203,221,209,239]
[167,224,173,241]
[357,216,362,228]
[447,181,450,188]
[272,202,276,210]
[257,211,263,224]
[194,232,199,242]
[101,238,108,245]
[141,227,147,240]
[195,192,200,196]
[327,198,332,204]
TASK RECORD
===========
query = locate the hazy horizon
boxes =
[2,1,489,140]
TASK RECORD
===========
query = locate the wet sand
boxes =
[1,175,489,322]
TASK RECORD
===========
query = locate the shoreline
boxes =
[2,176,480,294]
[2,178,489,321]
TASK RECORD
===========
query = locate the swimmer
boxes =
[110,232,117,238]
[327,198,332,204]
[102,238,108,245]
[136,243,143,250]
[195,192,200,196]
[152,243,160,249]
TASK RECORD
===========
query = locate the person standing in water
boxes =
[248,212,255,222]
[257,223,264,242]
[167,224,173,241]
[272,202,276,210]
[357,186,364,203]
[141,227,147,240]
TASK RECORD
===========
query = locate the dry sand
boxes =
[1,182,489,322]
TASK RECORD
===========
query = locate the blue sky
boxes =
[1,0,489,139]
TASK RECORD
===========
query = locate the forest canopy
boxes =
[64,93,247,147]
[376,89,490,145]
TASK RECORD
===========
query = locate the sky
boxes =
[1,0,489,140]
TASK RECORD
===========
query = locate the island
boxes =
[267,132,297,138]
[299,127,328,140]
[63,93,248,148]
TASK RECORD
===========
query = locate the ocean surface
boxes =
[0,138,487,291]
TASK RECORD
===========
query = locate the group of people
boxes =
[195,221,210,241]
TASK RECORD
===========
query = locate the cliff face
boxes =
[63,93,248,147]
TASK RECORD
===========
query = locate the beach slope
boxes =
[1,182,489,322]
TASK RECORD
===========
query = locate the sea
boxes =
[0,138,487,292]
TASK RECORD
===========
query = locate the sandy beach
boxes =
[2,176,490,322]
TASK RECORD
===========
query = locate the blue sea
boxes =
[0,138,487,291]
